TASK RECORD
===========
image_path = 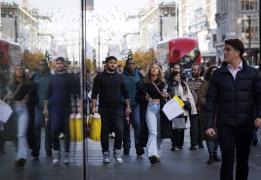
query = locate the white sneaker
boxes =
[103,151,110,164]
[113,149,123,164]
[63,152,70,164]
[52,158,59,165]
[52,151,60,165]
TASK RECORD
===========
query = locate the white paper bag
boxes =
[0,100,13,123]
[162,99,183,121]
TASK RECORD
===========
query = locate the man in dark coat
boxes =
[205,39,261,180]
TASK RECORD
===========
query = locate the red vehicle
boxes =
[0,39,22,73]
[156,37,201,70]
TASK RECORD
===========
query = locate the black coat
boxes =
[206,60,261,129]
[135,80,172,147]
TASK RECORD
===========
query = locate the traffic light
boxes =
[126,49,133,60]
[45,50,52,61]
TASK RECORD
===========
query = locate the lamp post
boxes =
[248,15,251,49]
[160,15,163,41]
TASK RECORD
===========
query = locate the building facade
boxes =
[177,0,217,64]
[1,2,38,51]
[139,1,177,49]
[215,0,260,64]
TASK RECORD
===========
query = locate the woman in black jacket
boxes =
[135,63,172,165]
[7,64,38,167]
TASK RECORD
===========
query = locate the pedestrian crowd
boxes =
[0,39,261,180]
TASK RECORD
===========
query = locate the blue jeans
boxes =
[123,104,141,150]
[146,102,162,157]
[206,140,219,154]
[15,104,29,159]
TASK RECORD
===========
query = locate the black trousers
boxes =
[218,125,253,180]
[171,116,188,148]
[189,114,198,146]
[99,107,123,152]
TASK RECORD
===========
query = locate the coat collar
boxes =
[219,59,248,73]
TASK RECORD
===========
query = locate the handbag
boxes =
[172,117,186,129]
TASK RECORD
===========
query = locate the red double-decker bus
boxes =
[0,39,22,73]
[156,37,201,71]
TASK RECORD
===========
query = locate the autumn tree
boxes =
[22,50,45,70]
[133,48,155,69]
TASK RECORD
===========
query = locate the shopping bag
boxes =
[0,100,13,123]
[88,113,101,141]
[162,96,184,121]
[69,113,76,141]
[75,113,83,142]
[172,117,186,129]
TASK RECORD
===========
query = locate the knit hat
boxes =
[225,39,244,56]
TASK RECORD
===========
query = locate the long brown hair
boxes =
[144,63,165,84]
[10,64,28,85]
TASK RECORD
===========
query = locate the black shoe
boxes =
[136,148,145,157]
[149,155,157,165]
[207,155,214,165]
[31,150,39,159]
[213,152,221,162]
[46,150,52,157]
[198,143,204,149]
[252,140,258,146]
[189,145,197,150]
[15,158,26,167]
[123,149,130,155]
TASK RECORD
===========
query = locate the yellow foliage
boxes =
[117,60,125,66]
[22,51,44,70]
[85,58,95,72]
[133,49,155,69]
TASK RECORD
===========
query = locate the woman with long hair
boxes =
[135,63,172,165]
[168,71,197,151]
[7,64,37,167]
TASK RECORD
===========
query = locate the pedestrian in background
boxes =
[197,66,220,165]
[187,63,204,150]
[31,59,52,158]
[168,71,197,151]
[206,39,261,180]
[122,58,144,156]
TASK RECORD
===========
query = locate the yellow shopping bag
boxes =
[69,113,76,141]
[88,113,101,141]
[75,113,83,142]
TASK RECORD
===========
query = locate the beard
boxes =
[107,66,116,72]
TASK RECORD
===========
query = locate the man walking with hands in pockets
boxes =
[205,39,261,180]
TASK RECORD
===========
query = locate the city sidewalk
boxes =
[0,129,261,180]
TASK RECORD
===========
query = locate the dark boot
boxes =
[213,152,221,162]
[207,154,215,165]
